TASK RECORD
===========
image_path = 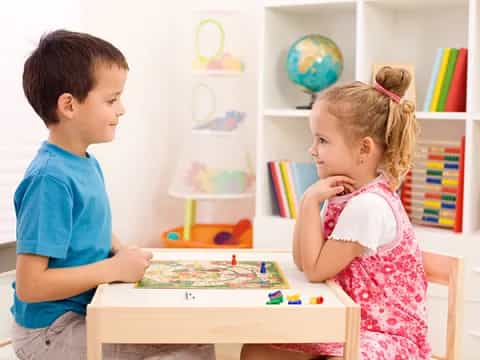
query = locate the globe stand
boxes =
[296,91,316,110]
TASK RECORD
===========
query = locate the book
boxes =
[290,161,319,212]
[445,48,468,112]
[267,162,280,216]
[423,48,444,111]
[437,48,459,111]
[279,160,297,218]
[430,48,451,111]
[267,161,289,218]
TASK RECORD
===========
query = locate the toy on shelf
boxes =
[163,11,253,248]
[162,219,252,249]
[192,13,245,73]
[286,34,343,109]
[165,127,255,248]
[400,137,465,232]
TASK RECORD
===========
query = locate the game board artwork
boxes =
[136,260,290,289]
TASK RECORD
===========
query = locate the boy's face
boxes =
[73,64,127,145]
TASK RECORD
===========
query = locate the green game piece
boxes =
[266,296,283,305]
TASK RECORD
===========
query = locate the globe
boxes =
[286,34,343,108]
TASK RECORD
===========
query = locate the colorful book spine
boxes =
[267,161,281,216]
[429,48,451,112]
[267,161,288,218]
[284,161,299,218]
[423,48,444,111]
[289,161,318,216]
[279,160,296,219]
[437,48,459,111]
[445,48,468,112]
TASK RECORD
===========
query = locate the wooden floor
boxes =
[216,344,242,360]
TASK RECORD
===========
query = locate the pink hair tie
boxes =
[374,82,402,103]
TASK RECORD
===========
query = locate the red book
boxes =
[445,48,468,112]
[268,161,287,218]
[453,136,465,232]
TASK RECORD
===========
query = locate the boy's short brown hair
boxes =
[23,30,129,126]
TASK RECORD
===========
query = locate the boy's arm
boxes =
[16,246,152,303]
[111,232,124,254]
[16,254,117,302]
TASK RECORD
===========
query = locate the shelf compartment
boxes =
[263,2,356,109]
[359,1,468,109]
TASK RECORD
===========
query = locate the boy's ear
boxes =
[57,93,75,120]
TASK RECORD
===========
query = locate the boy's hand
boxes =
[304,176,355,204]
[110,246,153,283]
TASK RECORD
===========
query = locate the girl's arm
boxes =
[15,246,152,303]
[297,176,363,282]
[292,196,306,271]
[297,194,325,275]
[299,195,364,282]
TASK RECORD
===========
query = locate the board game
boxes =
[136,260,290,289]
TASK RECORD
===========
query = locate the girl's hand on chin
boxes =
[304,175,355,203]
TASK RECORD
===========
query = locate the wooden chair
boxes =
[422,251,464,360]
[0,270,15,358]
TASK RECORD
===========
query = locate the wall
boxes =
[82,0,260,246]
[0,0,83,268]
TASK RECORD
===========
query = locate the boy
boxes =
[11,30,214,360]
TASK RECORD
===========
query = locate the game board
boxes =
[136,260,290,289]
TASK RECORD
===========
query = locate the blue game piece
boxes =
[260,261,266,274]
[288,300,302,305]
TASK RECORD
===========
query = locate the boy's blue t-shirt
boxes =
[11,141,112,328]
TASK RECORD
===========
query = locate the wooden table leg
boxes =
[344,305,360,360]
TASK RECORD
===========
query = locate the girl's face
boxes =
[309,100,360,179]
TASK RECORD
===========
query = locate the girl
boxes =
[241,67,431,360]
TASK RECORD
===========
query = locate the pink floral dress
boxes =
[274,176,431,359]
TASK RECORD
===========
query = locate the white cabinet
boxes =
[255,0,480,356]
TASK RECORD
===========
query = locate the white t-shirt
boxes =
[322,193,397,255]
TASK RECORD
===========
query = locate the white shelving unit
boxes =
[255,0,480,357]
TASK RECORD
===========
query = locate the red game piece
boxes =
[231,254,237,266]
[316,296,324,304]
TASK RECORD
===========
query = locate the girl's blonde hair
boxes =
[316,66,418,190]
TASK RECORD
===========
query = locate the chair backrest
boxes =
[422,251,464,360]
[0,270,15,348]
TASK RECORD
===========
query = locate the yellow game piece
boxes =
[309,297,317,304]
[287,294,300,301]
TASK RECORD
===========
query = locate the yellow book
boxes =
[429,48,451,111]
[279,160,296,219]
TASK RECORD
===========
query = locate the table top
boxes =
[90,249,345,309]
